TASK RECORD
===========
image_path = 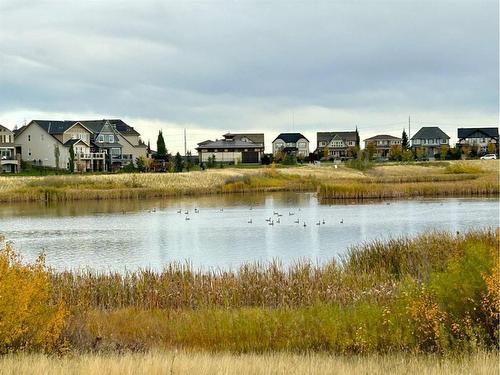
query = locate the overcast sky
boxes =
[0,0,498,152]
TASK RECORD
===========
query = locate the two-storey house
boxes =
[457,127,499,154]
[14,119,146,171]
[410,127,450,158]
[0,124,19,173]
[315,131,358,160]
[272,133,309,157]
[363,134,402,159]
[196,133,264,164]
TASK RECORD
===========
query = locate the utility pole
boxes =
[408,116,411,140]
[184,128,187,157]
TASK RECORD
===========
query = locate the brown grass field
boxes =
[0,351,498,375]
[0,160,497,202]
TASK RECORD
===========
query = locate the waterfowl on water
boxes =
[340,218,344,224]
[248,219,252,224]
[294,219,299,224]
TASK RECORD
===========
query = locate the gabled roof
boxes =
[79,119,139,136]
[0,124,14,133]
[364,134,402,141]
[33,120,75,134]
[317,131,357,144]
[26,119,139,137]
[411,127,450,140]
[273,133,309,143]
[64,138,90,147]
[457,127,499,139]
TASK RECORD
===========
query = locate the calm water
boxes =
[0,193,498,271]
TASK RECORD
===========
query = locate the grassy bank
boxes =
[0,230,498,355]
[0,160,497,202]
[0,351,497,375]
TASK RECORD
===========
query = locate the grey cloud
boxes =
[0,0,497,137]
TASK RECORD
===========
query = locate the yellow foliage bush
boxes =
[0,236,66,353]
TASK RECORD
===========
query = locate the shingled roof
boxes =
[223,133,264,144]
[364,134,401,141]
[273,133,309,143]
[317,131,357,144]
[411,127,450,140]
[29,119,139,136]
[457,127,499,140]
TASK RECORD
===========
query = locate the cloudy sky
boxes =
[0,0,498,153]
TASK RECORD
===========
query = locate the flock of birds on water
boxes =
[147,206,345,227]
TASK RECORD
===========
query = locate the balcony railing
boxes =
[77,153,106,159]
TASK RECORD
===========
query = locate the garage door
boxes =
[242,151,259,163]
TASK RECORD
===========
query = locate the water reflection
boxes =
[0,193,498,272]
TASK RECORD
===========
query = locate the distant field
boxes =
[0,160,497,202]
[0,351,497,375]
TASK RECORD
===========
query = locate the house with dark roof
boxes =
[196,133,264,164]
[315,130,358,160]
[0,124,19,173]
[457,127,498,154]
[14,119,147,171]
[363,134,402,159]
[272,133,309,157]
[410,127,450,158]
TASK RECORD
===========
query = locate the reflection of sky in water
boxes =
[1,194,498,272]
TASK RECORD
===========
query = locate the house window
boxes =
[441,139,446,144]
[28,148,31,156]
[298,142,306,148]
[98,135,104,142]
[108,135,114,143]
[28,135,31,141]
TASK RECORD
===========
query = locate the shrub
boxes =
[0,236,66,353]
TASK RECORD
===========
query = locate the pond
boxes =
[0,193,498,272]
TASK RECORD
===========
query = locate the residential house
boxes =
[410,127,450,158]
[315,131,358,160]
[0,124,19,173]
[272,133,309,157]
[196,133,265,164]
[457,127,499,154]
[14,119,147,171]
[363,134,402,159]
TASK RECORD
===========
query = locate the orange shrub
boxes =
[0,236,66,353]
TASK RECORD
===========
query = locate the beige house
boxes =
[196,133,265,164]
[315,131,358,160]
[364,134,402,159]
[272,133,309,157]
[0,124,19,173]
[15,119,147,171]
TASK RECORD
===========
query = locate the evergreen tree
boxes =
[68,144,75,172]
[355,126,360,148]
[54,144,60,169]
[174,152,184,172]
[402,129,409,150]
[156,130,167,160]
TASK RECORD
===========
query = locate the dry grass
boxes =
[0,350,497,375]
[0,160,497,202]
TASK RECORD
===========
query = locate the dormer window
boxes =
[98,135,104,142]
[108,135,114,143]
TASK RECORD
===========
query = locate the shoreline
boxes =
[0,160,498,203]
